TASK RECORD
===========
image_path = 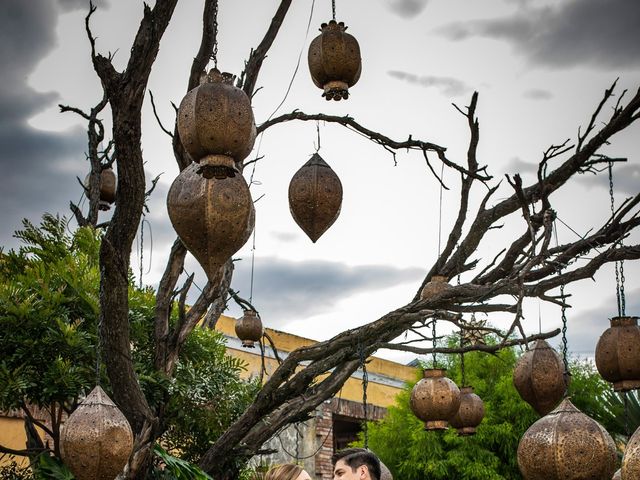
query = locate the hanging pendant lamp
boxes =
[595,316,640,392]
[449,386,485,436]
[288,153,343,242]
[513,339,569,415]
[60,386,133,480]
[308,20,361,101]
[410,368,461,430]
[235,309,263,348]
[517,398,617,479]
[622,425,640,479]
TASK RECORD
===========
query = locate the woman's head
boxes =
[264,463,311,480]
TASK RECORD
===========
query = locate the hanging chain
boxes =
[358,343,369,449]
[332,0,336,20]
[315,121,321,152]
[432,320,437,368]
[560,283,569,374]
[608,162,626,316]
[210,0,219,68]
[460,329,466,387]
[624,391,631,437]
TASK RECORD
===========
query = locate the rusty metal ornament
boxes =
[517,398,617,480]
[84,168,117,211]
[235,310,263,348]
[288,153,343,242]
[449,386,485,436]
[167,159,255,281]
[308,20,361,101]
[60,386,133,480]
[622,425,640,479]
[420,275,451,301]
[513,339,569,415]
[178,68,256,164]
[410,368,461,430]
[595,316,640,392]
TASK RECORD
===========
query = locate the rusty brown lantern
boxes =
[449,386,485,436]
[167,162,254,281]
[622,425,640,479]
[420,275,451,301]
[178,68,256,165]
[235,309,263,348]
[308,20,361,101]
[595,316,640,392]
[288,153,343,242]
[517,398,617,479]
[60,386,133,480]
[410,368,461,430]
[513,339,569,415]
[84,168,117,211]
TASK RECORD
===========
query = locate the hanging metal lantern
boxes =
[178,68,256,164]
[517,398,617,479]
[595,316,640,392]
[308,20,361,101]
[449,386,485,436]
[167,160,255,281]
[622,425,640,479]
[60,386,133,480]
[84,168,117,211]
[420,275,451,301]
[235,309,263,348]
[288,153,343,243]
[612,469,621,480]
[410,368,461,430]
[513,339,569,415]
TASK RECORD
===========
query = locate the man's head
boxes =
[331,448,381,480]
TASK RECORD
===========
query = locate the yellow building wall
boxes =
[0,415,44,467]
[216,315,417,408]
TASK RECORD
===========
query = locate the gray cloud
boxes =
[439,0,640,69]
[578,163,640,196]
[523,88,553,100]
[502,156,538,174]
[388,70,472,96]
[385,0,429,18]
[56,0,109,12]
[229,256,423,326]
[270,231,298,243]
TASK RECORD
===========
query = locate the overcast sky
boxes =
[2,0,639,363]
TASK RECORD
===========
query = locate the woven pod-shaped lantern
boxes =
[513,339,569,415]
[60,386,133,480]
[84,168,117,211]
[235,310,263,348]
[595,316,640,392]
[517,398,617,479]
[622,425,640,479]
[178,68,256,164]
[410,368,461,430]
[288,153,343,242]
[167,160,254,281]
[449,386,485,436]
[420,275,451,301]
[308,20,361,100]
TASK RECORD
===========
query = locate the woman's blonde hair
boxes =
[264,463,303,480]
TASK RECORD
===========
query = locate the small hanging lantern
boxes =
[308,20,361,101]
[513,339,569,415]
[410,368,461,431]
[595,316,640,392]
[622,425,640,479]
[288,153,343,242]
[235,309,263,348]
[449,386,485,436]
[167,160,255,281]
[177,68,256,165]
[84,168,117,211]
[60,386,133,480]
[420,275,451,301]
[517,398,617,479]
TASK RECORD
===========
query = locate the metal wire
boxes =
[432,320,437,368]
[560,283,569,374]
[460,329,466,386]
[332,0,336,20]
[608,161,626,316]
[358,343,369,449]
[210,0,219,68]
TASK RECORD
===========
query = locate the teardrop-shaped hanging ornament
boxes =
[178,68,256,164]
[167,158,255,281]
[449,386,485,436]
[595,316,640,392]
[60,386,133,480]
[288,153,343,242]
[308,20,361,100]
[513,339,569,415]
[409,368,461,430]
[84,168,117,211]
[622,425,640,479]
[517,398,617,479]
[235,309,263,348]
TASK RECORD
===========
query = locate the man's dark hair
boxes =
[331,448,381,480]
